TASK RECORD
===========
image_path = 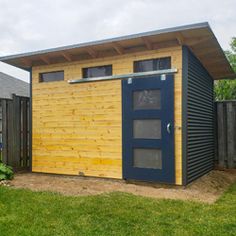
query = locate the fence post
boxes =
[1,100,8,164]
[214,102,218,165]
[12,94,21,169]
[22,98,28,167]
[217,102,227,168]
[7,99,14,166]
[226,102,235,168]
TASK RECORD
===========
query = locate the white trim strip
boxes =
[68,68,178,84]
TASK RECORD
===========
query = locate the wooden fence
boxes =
[216,101,236,168]
[0,94,30,170]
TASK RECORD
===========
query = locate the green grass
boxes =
[0,183,236,236]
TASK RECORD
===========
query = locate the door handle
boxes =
[167,123,171,134]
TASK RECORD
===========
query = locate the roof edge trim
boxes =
[0,22,209,61]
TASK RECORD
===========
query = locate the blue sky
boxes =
[0,0,235,82]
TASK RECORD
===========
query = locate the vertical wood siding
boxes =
[32,46,183,183]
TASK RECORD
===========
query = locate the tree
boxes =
[214,37,236,101]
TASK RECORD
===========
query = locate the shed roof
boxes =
[0,22,235,80]
[0,72,29,99]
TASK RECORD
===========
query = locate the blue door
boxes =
[122,75,175,183]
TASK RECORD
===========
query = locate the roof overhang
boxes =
[0,22,235,80]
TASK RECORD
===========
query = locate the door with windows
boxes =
[122,75,174,183]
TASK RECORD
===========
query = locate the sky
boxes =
[0,0,235,83]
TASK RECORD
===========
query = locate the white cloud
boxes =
[0,0,235,82]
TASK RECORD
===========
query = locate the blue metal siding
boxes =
[183,47,215,184]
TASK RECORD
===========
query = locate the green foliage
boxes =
[0,162,14,180]
[230,37,236,53]
[225,37,236,70]
[214,80,236,100]
[214,37,236,101]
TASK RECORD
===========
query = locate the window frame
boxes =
[39,70,64,83]
[133,57,171,73]
[82,64,112,79]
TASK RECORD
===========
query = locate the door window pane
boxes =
[133,148,162,169]
[133,120,161,139]
[133,89,161,110]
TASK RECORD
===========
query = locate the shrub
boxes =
[0,162,14,180]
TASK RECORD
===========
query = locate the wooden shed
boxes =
[0,22,235,185]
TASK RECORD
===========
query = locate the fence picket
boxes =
[1,100,8,164]
[226,102,235,168]
[22,99,28,167]
[216,101,236,169]
[217,102,227,168]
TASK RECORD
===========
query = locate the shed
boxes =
[0,22,235,185]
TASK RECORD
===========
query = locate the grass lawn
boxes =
[0,183,235,236]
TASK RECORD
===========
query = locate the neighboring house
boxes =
[0,72,29,99]
[0,72,29,145]
[0,22,235,185]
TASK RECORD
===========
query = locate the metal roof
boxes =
[0,72,29,99]
[0,22,235,80]
[0,22,209,60]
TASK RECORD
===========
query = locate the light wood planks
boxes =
[32,46,183,184]
[32,79,122,178]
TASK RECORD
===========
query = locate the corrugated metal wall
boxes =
[183,47,215,184]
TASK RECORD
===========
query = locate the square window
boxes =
[82,65,112,78]
[134,57,171,73]
[39,71,64,83]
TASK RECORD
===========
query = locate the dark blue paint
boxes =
[122,75,175,183]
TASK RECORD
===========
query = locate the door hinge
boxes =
[161,74,166,81]
[128,77,133,84]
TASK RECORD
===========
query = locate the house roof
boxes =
[0,22,235,80]
[0,72,29,99]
